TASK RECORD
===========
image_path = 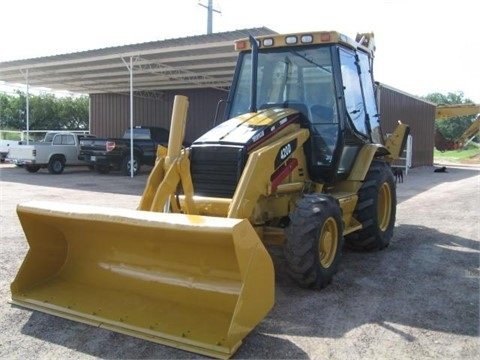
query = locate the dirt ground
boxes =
[0,161,479,359]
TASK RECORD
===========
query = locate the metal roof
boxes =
[0,27,276,95]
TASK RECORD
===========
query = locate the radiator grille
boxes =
[190,145,246,198]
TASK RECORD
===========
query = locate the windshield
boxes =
[229,46,337,122]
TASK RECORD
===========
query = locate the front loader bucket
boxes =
[11,201,275,359]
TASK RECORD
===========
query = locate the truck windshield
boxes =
[229,46,337,124]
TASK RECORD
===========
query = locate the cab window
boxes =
[339,49,368,137]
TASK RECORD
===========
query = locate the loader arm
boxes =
[139,95,194,213]
[139,149,197,214]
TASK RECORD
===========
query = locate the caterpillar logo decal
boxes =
[275,139,297,168]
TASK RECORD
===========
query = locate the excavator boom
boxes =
[435,104,480,150]
[435,104,480,119]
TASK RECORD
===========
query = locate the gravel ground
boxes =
[0,162,479,359]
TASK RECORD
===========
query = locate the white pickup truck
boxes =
[1,139,21,163]
[6,132,96,174]
[0,131,23,162]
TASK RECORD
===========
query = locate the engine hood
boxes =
[193,108,302,150]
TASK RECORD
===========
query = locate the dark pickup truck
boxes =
[78,126,170,175]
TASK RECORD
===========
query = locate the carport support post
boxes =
[122,56,136,178]
[20,69,30,144]
[129,57,134,178]
[26,70,29,145]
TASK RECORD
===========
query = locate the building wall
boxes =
[90,88,229,143]
[377,84,436,167]
[90,84,436,167]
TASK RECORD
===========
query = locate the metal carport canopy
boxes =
[0,27,276,178]
[0,27,276,94]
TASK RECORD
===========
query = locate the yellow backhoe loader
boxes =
[11,31,409,359]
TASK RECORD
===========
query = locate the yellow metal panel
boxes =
[138,155,165,211]
[178,196,231,217]
[336,193,360,235]
[228,128,310,219]
[346,144,379,181]
[140,95,196,214]
[12,201,274,359]
[385,123,410,162]
[435,104,480,119]
[231,108,297,126]
[165,95,188,168]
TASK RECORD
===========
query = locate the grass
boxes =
[0,130,23,141]
[434,143,480,164]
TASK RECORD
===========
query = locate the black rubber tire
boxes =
[121,155,140,176]
[284,194,344,289]
[345,160,396,251]
[47,156,65,174]
[95,163,110,174]
[25,165,40,173]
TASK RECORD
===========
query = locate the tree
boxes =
[423,91,478,142]
[0,91,26,130]
[58,96,89,129]
[0,91,89,131]
[423,91,473,106]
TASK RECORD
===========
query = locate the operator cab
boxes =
[225,32,383,184]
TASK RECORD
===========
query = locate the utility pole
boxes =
[198,0,221,34]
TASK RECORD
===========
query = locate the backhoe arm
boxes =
[384,122,410,163]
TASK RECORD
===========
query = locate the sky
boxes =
[1,0,479,103]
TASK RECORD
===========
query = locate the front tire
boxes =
[95,163,110,174]
[284,194,344,289]
[345,160,396,250]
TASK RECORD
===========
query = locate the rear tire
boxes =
[25,165,40,173]
[284,194,344,289]
[345,160,396,250]
[121,155,140,176]
[48,156,65,174]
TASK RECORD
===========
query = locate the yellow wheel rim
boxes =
[319,217,338,268]
[378,182,392,231]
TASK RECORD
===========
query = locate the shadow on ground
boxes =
[265,223,479,339]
